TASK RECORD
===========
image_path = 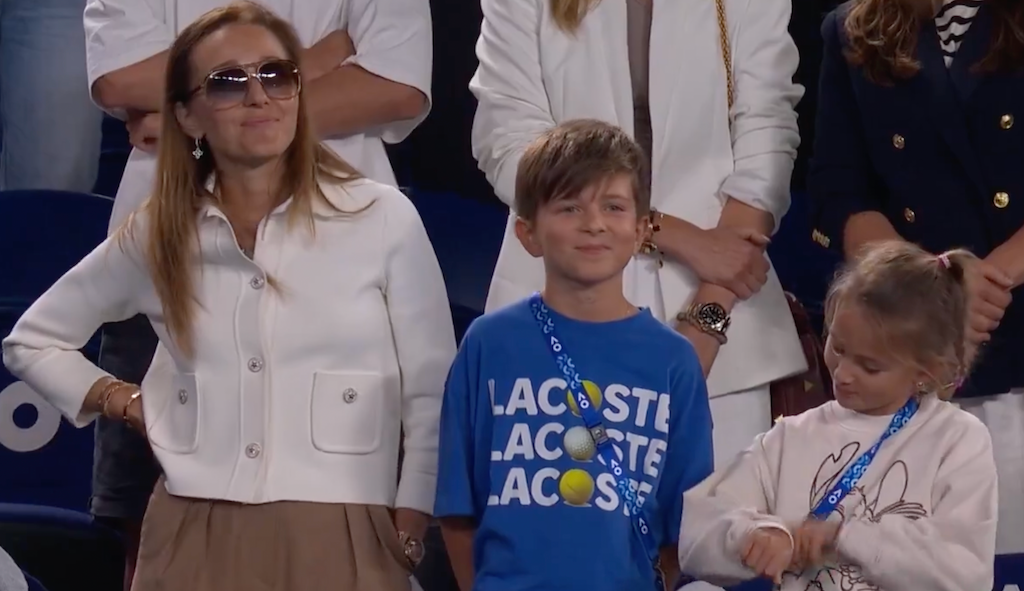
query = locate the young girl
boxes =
[676,241,998,591]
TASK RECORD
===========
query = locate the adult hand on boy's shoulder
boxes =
[739,526,793,584]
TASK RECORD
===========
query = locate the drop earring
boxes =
[192,137,204,160]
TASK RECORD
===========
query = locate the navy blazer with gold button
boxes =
[808,2,1024,398]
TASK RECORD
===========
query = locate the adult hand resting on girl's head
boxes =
[739,527,793,584]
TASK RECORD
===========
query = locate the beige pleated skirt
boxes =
[131,479,413,591]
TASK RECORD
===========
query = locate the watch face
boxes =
[697,303,728,328]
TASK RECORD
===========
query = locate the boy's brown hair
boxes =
[514,119,649,222]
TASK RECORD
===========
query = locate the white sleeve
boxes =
[717,0,803,233]
[84,0,172,107]
[1,227,151,428]
[835,419,997,591]
[678,427,787,587]
[469,0,556,208]
[382,189,457,514]
[343,0,433,144]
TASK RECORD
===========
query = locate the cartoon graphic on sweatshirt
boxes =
[800,443,928,591]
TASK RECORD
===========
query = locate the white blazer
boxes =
[471,0,807,397]
[84,0,433,234]
[2,179,456,513]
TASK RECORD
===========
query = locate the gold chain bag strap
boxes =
[713,0,833,423]
[715,0,735,112]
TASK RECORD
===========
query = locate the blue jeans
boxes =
[0,0,102,191]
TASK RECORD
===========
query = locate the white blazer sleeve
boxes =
[344,0,433,144]
[678,426,789,587]
[84,0,172,111]
[835,419,997,591]
[2,227,151,428]
[382,189,457,514]
[717,0,803,233]
[469,0,556,208]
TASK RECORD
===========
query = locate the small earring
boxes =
[914,381,928,395]
[192,137,204,160]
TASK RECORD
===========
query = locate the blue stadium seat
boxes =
[23,570,49,591]
[0,503,122,591]
[995,553,1024,591]
[405,188,505,341]
[0,190,113,510]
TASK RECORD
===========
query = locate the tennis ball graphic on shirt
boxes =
[558,469,595,506]
[566,380,603,416]
[563,426,597,461]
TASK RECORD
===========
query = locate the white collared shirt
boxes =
[2,177,456,512]
[83,0,433,234]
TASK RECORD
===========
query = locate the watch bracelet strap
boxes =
[677,303,728,344]
[397,530,423,563]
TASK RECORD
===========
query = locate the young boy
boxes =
[434,119,714,591]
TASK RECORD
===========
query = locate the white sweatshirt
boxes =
[677,395,998,591]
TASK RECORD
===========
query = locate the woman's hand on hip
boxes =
[393,507,430,543]
[101,382,147,437]
[657,216,771,299]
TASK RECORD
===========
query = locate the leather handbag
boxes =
[714,0,833,422]
[770,293,834,419]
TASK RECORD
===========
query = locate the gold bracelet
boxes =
[99,380,126,418]
[122,391,142,423]
[640,209,665,267]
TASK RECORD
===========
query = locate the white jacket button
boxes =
[245,443,262,458]
[247,357,263,372]
[177,389,188,404]
[250,275,265,290]
[343,388,357,403]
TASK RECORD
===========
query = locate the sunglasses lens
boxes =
[205,69,249,106]
[256,61,300,99]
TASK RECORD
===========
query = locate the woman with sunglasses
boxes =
[81,0,431,587]
[3,4,454,590]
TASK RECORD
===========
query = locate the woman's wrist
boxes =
[101,383,141,421]
[84,377,119,416]
[651,212,704,265]
[676,323,721,376]
[692,283,739,312]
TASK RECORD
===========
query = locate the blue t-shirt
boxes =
[435,298,714,591]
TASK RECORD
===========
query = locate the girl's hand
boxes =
[792,519,841,568]
[740,527,793,584]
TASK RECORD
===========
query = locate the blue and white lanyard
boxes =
[810,396,919,519]
[529,294,663,587]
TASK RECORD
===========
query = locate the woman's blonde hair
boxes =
[550,0,601,33]
[824,241,976,399]
[122,1,362,358]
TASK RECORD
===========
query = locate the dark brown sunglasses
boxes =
[186,59,301,109]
